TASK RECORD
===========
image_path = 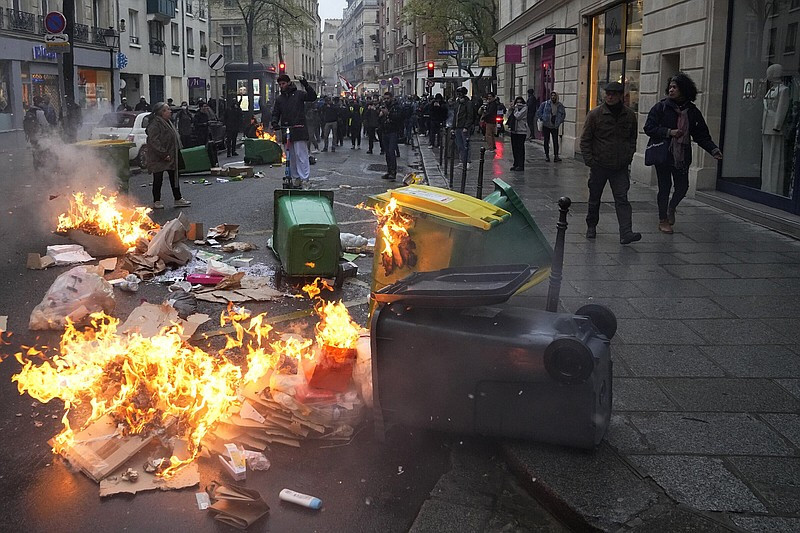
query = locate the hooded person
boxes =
[271,73,318,188]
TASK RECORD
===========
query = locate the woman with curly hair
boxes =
[644,73,722,234]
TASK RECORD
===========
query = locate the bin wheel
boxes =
[274,269,283,289]
[244,157,252,165]
[334,266,345,290]
[576,304,617,340]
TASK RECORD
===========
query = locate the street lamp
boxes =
[102,27,120,107]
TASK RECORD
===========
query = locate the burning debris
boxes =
[56,188,160,249]
[253,124,287,164]
[359,198,417,276]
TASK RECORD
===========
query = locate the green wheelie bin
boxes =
[75,139,135,193]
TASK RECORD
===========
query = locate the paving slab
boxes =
[728,456,800,514]
[684,319,788,345]
[604,264,676,280]
[613,378,678,411]
[710,296,800,318]
[658,378,800,412]
[568,280,647,298]
[777,378,800,399]
[560,297,644,319]
[626,506,734,532]
[502,442,658,531]
[695,278,786,296]
[563,252,622,266]
[615,319,706,345]
[760,414,800,448]
[724,250,798,263]
[720,263,800,278]
[661,264,738,279]
[606,414,651,452]
[619,412,795,455]
[769,319,800,344]
[630,455,767,513]
[408,499,492,533]
[614,345,725,377]
[699,346,800,378]
[607,251,686,265]
[672,252,741,264]
[626,297,734,319]
[632,279,714,297]
[731,516,800,532]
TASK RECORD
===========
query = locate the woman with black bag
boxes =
[644,73,722,234]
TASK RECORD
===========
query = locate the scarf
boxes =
[670,105,690,169]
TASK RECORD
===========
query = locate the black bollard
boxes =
[448,130,456,189]
[439,127,445,166]
[459,148,468,194]
[546,197,571,313]
[476,147,486,199]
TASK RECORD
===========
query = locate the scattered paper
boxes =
[99,443,200,497]
[196,492,211,510]
[207,259,238,276]
[118,302,209,340]
[46,244,94,265]
[222,242,257,253]
[27,253,55,270]
[208,482,270,530]
[99,258,118,271]
[207,224,240,241]
[219,443,247,481]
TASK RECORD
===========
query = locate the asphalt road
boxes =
[0,141,566,532]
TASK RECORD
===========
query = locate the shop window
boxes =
[786,23,798,54]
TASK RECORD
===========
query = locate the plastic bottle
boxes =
[279,488,322,510]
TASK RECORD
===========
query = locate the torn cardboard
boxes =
[118,253,166,280]
[64,229,128,258]
[46,244,95,265]
[207,482,270,530]
[118,302,209,341]
[27,253,55,270]
[207,224,240,241]
[98,442,200,497]
[195,276,284,304]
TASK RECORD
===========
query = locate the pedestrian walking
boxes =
[146,102,190,209]
[509,96,529,171]
[192,104,210,147]
[644,72,723,234]
[362,98,379,154]
[336,99,349,147]
[481,92,499,152]
[135,96,151,112]
[349,99,363,149]
[23,97,50,165]
[579,81,641,245]
[536,91,566,161]
[378,91,403,181]
[271,73,318,188]
[224,99,243,157]
[526,89,539,140]
[306,103,321,153]
[321,97,339,152]
[452,87,474,169]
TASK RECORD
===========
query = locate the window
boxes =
[185,0,192,15]
[222,25,243,61]
[186,27,194,55]
[171,23,179,52]
[128,9,139,45]
[793,0,800,10]
[786,23,798,54]
[329,34,334,40]
[199,1,206,19]
[200,30,206,57]
[148,20,164,54]
[768,27,777,58]
[40,0,48,14]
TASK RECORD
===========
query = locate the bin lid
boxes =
[77,139,135,147]
[370,185,510,230]
[372,264,539,307]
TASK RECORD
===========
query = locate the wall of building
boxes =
[322,19,341,95]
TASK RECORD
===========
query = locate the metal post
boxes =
[546,197,572,313]
[448,129,456,189]
[109,48,115,107]
[476,147,486,199]
[459,146,468,194]
[439,126,445,166]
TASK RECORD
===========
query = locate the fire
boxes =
[254,123,287,163]
[56,188,159,247]
[303,279,359,351]
[359,198,417,275]
[302,277,333,299]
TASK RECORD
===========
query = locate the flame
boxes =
[254,124,287,163]
[302,279,359,351]
[302,277,333,299]
[359,198,417,275]
[56,188,159,247]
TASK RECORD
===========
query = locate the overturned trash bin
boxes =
[179,142,219,174]
[370,264,614,449]
[244,137,283,165]
[366,181,553,299]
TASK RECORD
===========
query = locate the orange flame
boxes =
[302,279,359,351]
[56,188,160,247]
[302,277,333,299]
[254,123,287,163]
[359,198,417,275]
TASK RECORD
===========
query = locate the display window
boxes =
[78,68,112,108]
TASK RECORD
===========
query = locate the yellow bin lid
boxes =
[372,185,510,230]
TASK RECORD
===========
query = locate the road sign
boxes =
[44,33,69,50]
[207,52,225,71]
[44,11,66,34]
[454,35,464,46]
[545,27,578,35]
[478,56,497,67]
[425,79,435,88]
[438,49,458,56]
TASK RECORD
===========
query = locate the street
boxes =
[0,139,566,533]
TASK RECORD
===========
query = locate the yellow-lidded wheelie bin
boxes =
[75,139,135,192]
[366,181,553,298]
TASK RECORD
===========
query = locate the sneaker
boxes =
[311,149,320,154]
[667,208,676,226]
[554,156,562,162]
[301,180,311,190]
[174,198,191,207]
[366,150,373,154]
[585,226,597,239]
[351,146,355,150]
[381,173,396,180]
[620,232,642,245]
[292,178,302,188]
[153,201,164,209]
[466,162,472,170]
[231,152,239,156]
[658,220,674,234]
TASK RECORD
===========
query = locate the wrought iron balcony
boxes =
[4,8,37,34]
[150,40,165,54]
[74,23,89,43]
[147,0,176,21]
[93,26,109,46]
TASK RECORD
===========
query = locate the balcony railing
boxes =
[74,23,89,43]
[4,8,36,34]
[147,0,176,20]
[150,40,165,54]
[187,47,195,56]
[93,26,109,46]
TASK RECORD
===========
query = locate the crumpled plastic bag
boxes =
[146,213,192,265]
[29,265,115,330]
[167,290,198,319]
[353,334,373,408]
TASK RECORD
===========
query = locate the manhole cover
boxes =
[366,164,388,172]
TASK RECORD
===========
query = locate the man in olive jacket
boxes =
[580,81,641,245]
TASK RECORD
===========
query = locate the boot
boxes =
[585,226,597,239]
[620,232,642,245]
[667,207,676,226]
[658,220,674,234]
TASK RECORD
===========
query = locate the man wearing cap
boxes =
[116,97,132,112]
[452,86,474,169]
[271,73,318,188]
[135,96,151,112]
[580,81,641,245]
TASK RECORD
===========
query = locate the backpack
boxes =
[23,107,42,141]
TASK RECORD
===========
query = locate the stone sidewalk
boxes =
[417,133,800,532]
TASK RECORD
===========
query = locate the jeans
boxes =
[322,121,337,150]
[404,118,414,142]
[655,164,689,220]
[542,126,559,157]
[454,128,470,165]
[225,132,238,155]
[153,170,181,202]
[383,131,398,175]
[586,166,634,236]
[289,139,310,180]
[510,133,526,169]
[350,123,362,147]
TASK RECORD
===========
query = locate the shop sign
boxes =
[505,45,522,64]
[188,77,206,88]
[32,45,58,61]
[545,27,577,35]
[604,4,626,55]
[478,56,497,67]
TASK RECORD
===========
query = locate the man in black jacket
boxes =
[271,73,318,188]
[224,99,243,157]
[378,92,403,180]
[428,93,447,147]
[452,87,474,169]
[321,97,339,152]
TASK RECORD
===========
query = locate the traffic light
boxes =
[279,62,286,75]
[427,61,435,78]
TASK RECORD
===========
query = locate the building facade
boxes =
[118,0,212,108]
[321,18,341,96]
[496,0,800,218]
[336,0,380,95]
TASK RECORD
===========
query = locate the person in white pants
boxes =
[271,73,318,188]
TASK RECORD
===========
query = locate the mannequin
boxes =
[762,63,791,195]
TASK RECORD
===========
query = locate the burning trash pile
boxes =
[359,197,417,276]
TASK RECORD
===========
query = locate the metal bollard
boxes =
[546,197,571,313]
[459,147,469,194]
[448,130,456,189]
[439,127,445,166]
[476,147,486,199]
